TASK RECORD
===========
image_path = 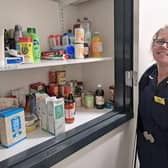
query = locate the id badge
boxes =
[154,96,165,105]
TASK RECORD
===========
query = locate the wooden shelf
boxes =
[0,57,112,72]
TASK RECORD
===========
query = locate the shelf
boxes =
[55,0,90,6]
[0,57,112,72]
[0,107,111,162]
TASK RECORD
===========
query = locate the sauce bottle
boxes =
[95,84,104,109]
[65,92,76,123]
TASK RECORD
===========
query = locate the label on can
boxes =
[56,71,66,85]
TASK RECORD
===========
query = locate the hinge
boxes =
[125,70,133,87]
[125,70,138,87]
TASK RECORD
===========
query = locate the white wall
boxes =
[52,122,134,168]
[139,0,168,77]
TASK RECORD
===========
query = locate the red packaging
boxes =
[48,83,59,97]
[48,70,56,83]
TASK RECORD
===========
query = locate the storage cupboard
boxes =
[0,0,134,167]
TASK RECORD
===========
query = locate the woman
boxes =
[137,26,168,168]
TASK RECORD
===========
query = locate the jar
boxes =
[84,92,94,108]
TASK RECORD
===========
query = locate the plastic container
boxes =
[14,25,23,52]
[74,27,84,44]
[84,92,94,108]
[27,27,41,63]
[91,32,103,57]
[73,18,81,34]
[82,17,92,47]
[19,37,34,63]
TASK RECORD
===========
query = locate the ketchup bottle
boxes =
[65,92,76,123]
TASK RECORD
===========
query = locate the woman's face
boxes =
[152,28,168,66]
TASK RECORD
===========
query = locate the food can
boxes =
[48,70,56,83]
[75,44,84,59]
[56,71,66,85]
[84,92,94,108]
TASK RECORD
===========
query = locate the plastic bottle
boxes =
[73,18,81,34]
[27,27,41,63]
[81,17,91,34]
[67,29,74,45]
[91,32,103,57]
[95,84,105,109]
[14,25,23,52]
[82,17,92,46]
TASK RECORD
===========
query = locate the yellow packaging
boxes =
[92,32,103,57]
[19,37,34,63]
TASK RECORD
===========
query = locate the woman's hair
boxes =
[153,25,168,40]
[151,25,168,48]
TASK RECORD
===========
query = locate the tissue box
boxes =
[0,107,26,148]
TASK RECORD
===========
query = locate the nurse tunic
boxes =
[137,64,168,168]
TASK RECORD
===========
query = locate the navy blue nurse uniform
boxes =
[137,64,168,168]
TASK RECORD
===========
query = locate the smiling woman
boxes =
[137,26,168,168]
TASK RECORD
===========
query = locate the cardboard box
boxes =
[0,107,26,148]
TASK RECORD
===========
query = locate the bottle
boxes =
[65,92,76,123]
[8,29,15,49]
[27,27,41,63]
[81,17,91,34]
[82,17,92,47]
[84,42,89,58]
[4,29,9,50]
[73,18,81,34]
[74,26,84,44]
[91,32,103,57]
[14,25,23,52]
[67,29,74,45]
[95,84,105,109]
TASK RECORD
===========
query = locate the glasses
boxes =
[153,39,168,48]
